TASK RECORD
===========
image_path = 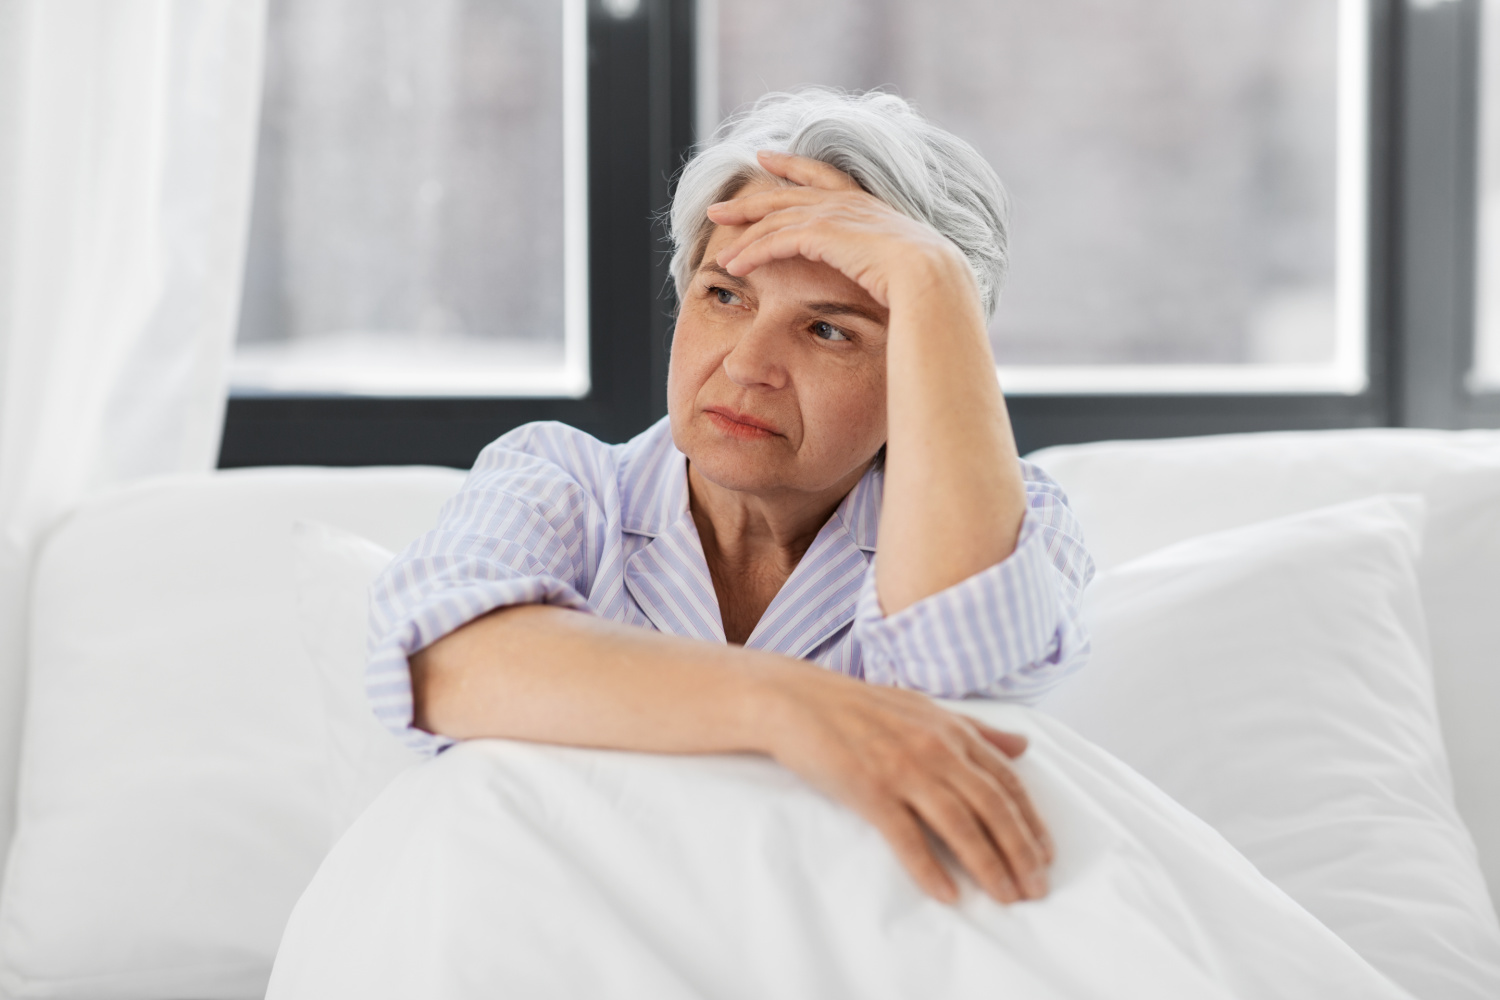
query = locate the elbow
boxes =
[408,613,494,737]
[407,603,560,738]
[409,640,456,737]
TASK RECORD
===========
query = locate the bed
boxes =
[0,428,1497,998]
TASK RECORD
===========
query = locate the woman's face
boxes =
[668,180,889,499]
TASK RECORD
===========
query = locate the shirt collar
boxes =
[618,418,690,539]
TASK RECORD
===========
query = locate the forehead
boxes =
[697,181,884,314]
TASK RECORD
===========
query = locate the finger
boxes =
[968,738,1054,865]
[970,737,1052,861]
[706,185,836,226]
[948,764,1049,899]
[977,725,1029,760]
[713,205,818,269]
[717,220,832,278]
[756,149,863,191]
[864,800,959,905]
[909,783,1021,905]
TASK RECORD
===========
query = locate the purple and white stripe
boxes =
[368,418,1095,754]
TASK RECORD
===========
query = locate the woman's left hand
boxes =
[707,149,979,316]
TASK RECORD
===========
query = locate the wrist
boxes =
[885,241,976,311]
[728,653,810,760]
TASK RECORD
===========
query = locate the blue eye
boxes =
[710,286,741,306]
[813,321,849,342]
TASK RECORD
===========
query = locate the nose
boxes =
[721,316,788,390]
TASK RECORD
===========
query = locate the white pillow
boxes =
[1043,495,1500,1000]
[1028,430,1500,903]
[291,522,422,838]
[0,467,463,999]
[1027,428,1500,572]
[1419,468,1500,906]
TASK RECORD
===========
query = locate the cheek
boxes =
[799,359,887,459]
[667,315,720,413]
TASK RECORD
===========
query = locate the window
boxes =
[220,0,1496,469]
[220,0,694,467]
[709,0,1368,394]
[234,0,589,397]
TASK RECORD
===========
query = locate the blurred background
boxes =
[232,0,1355,396]
[4,0,1493,467]
[233,0,578,396]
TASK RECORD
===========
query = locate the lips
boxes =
[704,406,780,440]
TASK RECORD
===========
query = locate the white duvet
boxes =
[267,702,1408,1000]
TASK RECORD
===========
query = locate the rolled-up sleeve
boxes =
[367,433,607,755]
[853,460,1094,702]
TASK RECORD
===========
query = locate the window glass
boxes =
[708,0,1366,393]
[232,0,588,396]
[1474,0,1500,391]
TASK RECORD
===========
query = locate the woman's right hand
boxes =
[414,604,1050,904]
[751,659,1054,905]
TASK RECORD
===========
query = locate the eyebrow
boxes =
[697,262,751,289]
[696,262,888,325]
[804,300,889,326]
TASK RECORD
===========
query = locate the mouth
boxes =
[703,406,780,441]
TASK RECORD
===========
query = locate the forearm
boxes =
[411,603,790,754]
[411,604,1053,906]
[877,252,1028,615]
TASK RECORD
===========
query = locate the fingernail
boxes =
[707,201,726,211]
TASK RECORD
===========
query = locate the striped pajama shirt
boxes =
[368,417,1094,754]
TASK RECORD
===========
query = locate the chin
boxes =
[684,439,789,493]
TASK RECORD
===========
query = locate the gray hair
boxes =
[668,88,1011,320]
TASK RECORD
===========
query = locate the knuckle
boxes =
[931,799,970,831]
[988,758,1022,791]
[890,761,927,792]
[1002,834,1042,873]
[975,787,1013,825]
[908,730,948,760]
[1008,788,1040,821]
[867,736,910,776]
[973,855,1011,886]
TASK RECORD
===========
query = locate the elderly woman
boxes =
[368,89,1093,908]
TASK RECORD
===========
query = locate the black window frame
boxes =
[1396,0,1500,430]
[218,0,1498,470]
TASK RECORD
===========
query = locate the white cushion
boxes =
[1043,496,1500,1000]
[1028,428,1500,903]
[1419,468,1500,903]
[291,522,421,839]
[1027,428,1500,572]
[0,467,463,999]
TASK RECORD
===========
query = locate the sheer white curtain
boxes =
[0,0,266,862]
